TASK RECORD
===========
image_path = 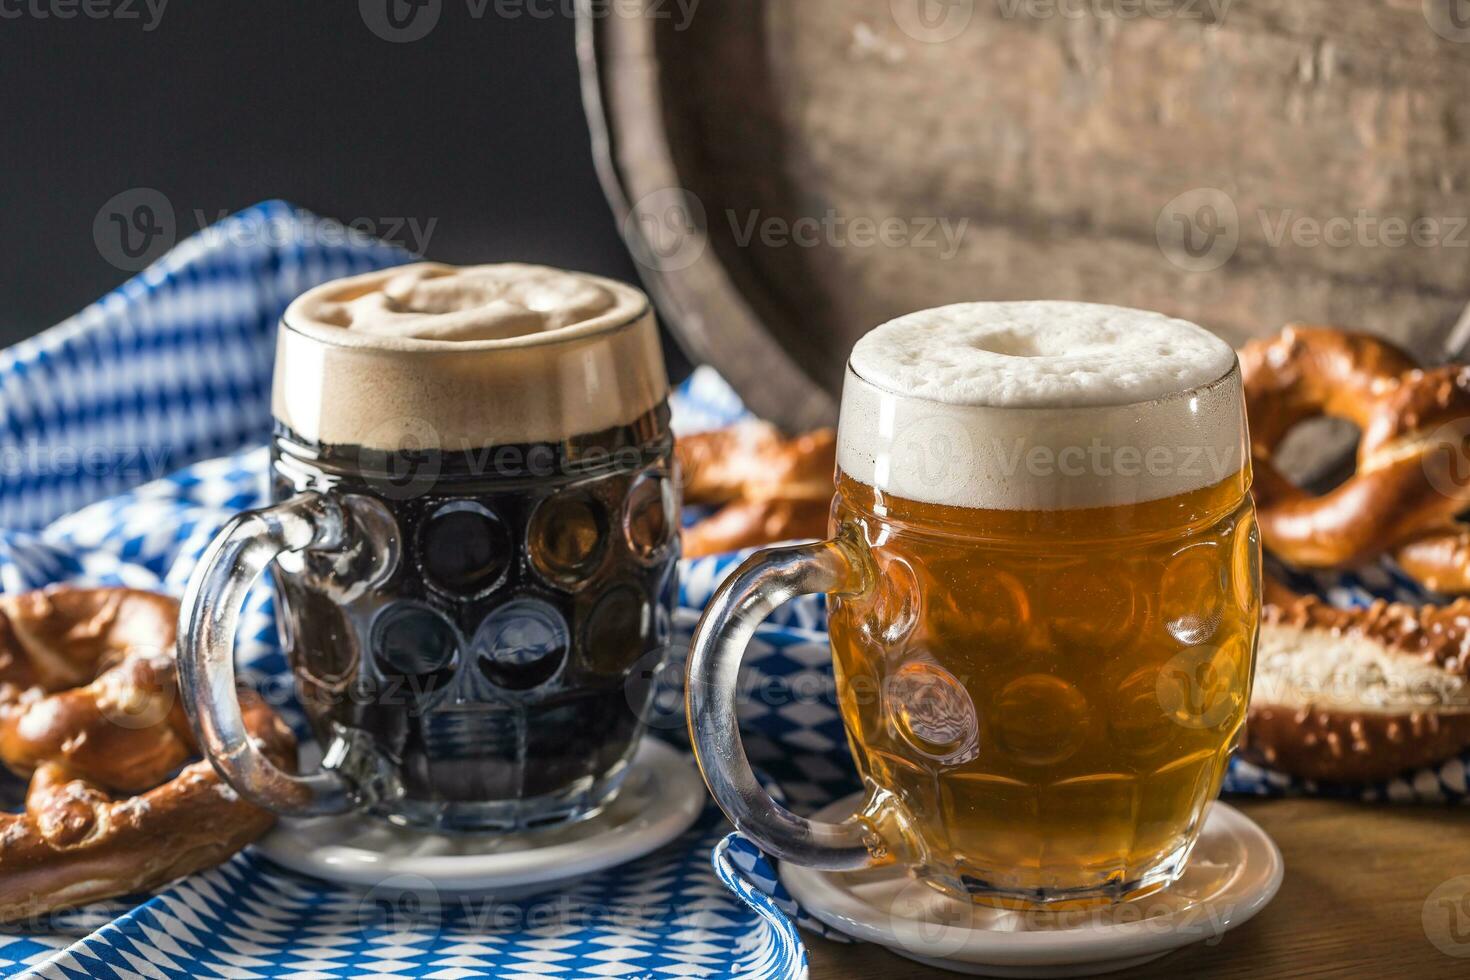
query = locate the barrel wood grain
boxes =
[588,1,1470,429]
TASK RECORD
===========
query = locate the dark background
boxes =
[0,0,681,363]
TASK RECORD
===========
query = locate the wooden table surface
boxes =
[806,797,1470,979]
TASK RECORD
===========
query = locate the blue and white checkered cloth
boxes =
[1,202,1465,978]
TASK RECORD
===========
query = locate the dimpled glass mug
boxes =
[179,264,680,833]
[688,302,1260,908]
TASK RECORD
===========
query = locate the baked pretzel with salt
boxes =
[0,587,294,923]
[1241,325,1470,591]
[1244,588,1470,781]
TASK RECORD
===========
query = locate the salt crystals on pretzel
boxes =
[1243,590,1470,782]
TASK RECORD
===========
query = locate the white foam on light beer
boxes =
[275,263,665,450]
[839,302,1246,510]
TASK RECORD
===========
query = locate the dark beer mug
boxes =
[180,264,678,832]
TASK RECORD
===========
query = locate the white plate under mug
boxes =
[781,795,1283,978]
[255,738,705,898]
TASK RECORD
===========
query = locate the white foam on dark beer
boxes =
[838,302,1247,510]
[274,263,665,450]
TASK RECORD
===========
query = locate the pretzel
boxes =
[1240,325,1470,585]
[682,498,834,558]
[677,423,836,557]
[1389,528,1470,594]
[1243,590,1470,782]
[0,587,294,923]
[678,422,837,506]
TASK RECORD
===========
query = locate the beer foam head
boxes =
[289,263,636,343]
[274,263,666,450]
[839,302,1246,510]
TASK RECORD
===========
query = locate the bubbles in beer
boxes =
[925,565,1030,649]
[1045,563,1142,653]
[1109,665,1175,757]
[529,491,608,586]
[993,674,1090,766]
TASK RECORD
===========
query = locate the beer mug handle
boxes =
[687,533,887,871]
[178,492,358,817]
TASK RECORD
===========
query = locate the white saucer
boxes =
[781,796,1283,978]
[255,739,705,898]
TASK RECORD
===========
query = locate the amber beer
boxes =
[829,469,1257,905]
[687,301,1261,908]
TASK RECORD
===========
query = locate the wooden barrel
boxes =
[581,0,1470,429]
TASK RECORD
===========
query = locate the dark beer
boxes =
[266,263,676,831]
[271,410,676,831]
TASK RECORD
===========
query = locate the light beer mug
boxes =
[688,302,1260,907]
